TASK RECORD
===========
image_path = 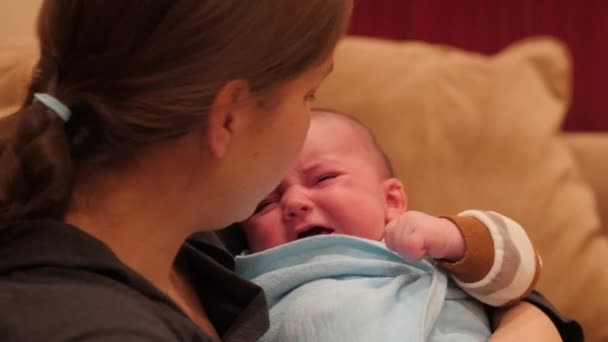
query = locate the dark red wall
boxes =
[348,0,608,131]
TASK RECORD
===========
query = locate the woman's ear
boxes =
[205,80,250,159]
[383,178,407,222]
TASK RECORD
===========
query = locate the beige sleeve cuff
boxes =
[437,211,542,307]
[437,215,496,283]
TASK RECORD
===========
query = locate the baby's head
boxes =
[243,110,407,252]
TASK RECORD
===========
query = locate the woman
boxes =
[0,1,350,340]
[0,0,580,341]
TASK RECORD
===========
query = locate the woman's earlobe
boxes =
[205,80,248,158]
[206,111,232,159]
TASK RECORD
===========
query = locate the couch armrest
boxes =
[562,132,608,233]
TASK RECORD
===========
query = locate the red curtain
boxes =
[348,0,608,131]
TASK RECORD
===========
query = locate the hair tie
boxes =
[33,93,72,122]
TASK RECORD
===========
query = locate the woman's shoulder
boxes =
[0,219,209,341]
[0,275,207,341]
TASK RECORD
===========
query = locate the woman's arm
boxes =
[490,301,561,341]
[487,291,584,342]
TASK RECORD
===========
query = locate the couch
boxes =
[2,36,607,341]
[315,36,608,341]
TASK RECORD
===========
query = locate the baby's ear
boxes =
[383,178,407,222]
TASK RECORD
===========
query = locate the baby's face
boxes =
[243,116,400,252]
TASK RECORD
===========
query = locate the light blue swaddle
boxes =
[235,235,490,342]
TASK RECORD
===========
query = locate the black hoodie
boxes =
[0,220,268,341]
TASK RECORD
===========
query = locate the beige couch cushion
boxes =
[565,133,608,234]
[317,36,608,341]
[0,44,38,118]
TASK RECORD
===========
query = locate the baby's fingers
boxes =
[385,221,427,261]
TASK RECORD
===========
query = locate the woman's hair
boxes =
[0,0,352,221]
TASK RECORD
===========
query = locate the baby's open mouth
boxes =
[297,226,334,239]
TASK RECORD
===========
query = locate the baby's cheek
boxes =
[341,220,384,241]
[246,219,288,252]
[243,221,267,250]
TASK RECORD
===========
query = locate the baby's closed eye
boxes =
[315,173,338,184]
[254,196,280,214]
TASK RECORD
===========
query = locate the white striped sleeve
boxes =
[439,210,541,307]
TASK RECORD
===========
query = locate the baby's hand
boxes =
[384,211,465,262]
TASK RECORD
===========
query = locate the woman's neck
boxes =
[65,173,223,338]
[64,137,219,293]
[65,177,190,292]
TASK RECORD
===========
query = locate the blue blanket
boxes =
[235,235,490,342]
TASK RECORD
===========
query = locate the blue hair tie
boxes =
[33,93,72,122]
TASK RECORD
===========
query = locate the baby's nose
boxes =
[283,197,313,221]
[285,203,310,219]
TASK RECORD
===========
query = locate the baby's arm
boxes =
[440,210,541,306]
[384,211,467,261]
[384,210,541,306]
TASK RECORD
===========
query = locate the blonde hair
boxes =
[312,109,395,178]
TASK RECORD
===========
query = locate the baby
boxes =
[236,110,541,342]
